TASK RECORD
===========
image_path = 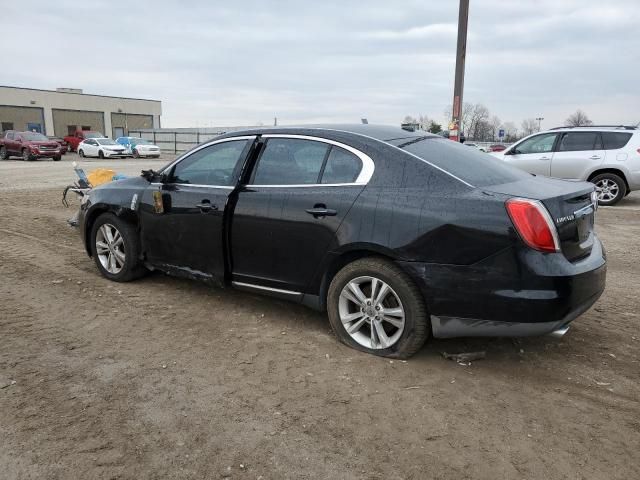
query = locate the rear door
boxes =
[231,135,369,294]
[139,137,255,282]
[504,132,558,176]
[551,131,603,180]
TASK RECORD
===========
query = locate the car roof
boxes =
[222,124,438,143]
[547,126,638,133]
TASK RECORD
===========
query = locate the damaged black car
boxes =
[75,125,606,358]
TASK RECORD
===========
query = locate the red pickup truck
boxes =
[64,130,104,152]
[0,130,62,161]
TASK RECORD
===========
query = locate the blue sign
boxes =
[498,129,505,138]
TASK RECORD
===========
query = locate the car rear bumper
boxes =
[398,236,606,338]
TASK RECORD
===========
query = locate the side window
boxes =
[252,138,329,185]
[514,133,558,154]
[558,132,598,152]
[6,131,14,140]
[321,147,362,184]
[602,132,633,150]
[171,140,249,186]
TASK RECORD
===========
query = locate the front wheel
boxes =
[132,149,140,158]
[90,213,147,282]
[22,149,33,161]
[98,150,104,159]
[592,173,627,206]
[53,155,61,161]
[78,149,85,157]
[66,143,73,153]
[327,257,429,359]
[0,146,8,160]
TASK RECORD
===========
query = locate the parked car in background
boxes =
[64,130,104,152]
[488,144,507,152]
[464,142,487,152]
[492,126,640,205]
[75,125,605,358]
[48,136,68,154]
[116,136,161,158]
[0,130,62,161]
[78,138,127,158]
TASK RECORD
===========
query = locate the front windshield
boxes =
[22,132,48,141]
[85,132,103,139]
[97,138,117,145]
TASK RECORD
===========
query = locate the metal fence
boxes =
[128,127,259,154]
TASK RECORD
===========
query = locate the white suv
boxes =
[492,126,640,205]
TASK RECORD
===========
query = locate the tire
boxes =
[22,148,33,161]
[67,143,73,153]
[90,213,147,282]
[53,155,61,161]
[0,146,8,160]
[133,149,139,158]
[327,257,429,359]
[591,173,627,206]
[98,150,104,159]
[78,149,85,158]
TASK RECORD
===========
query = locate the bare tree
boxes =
[565,110,593,127]
[466,104,490,140]
[402,115,418,124]
[503,121,518,142]
[521,118,538,137]
[489,115,502,141]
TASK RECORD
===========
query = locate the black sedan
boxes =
[76,125,606,358]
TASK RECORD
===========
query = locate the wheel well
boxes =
[84,207,138,256]
[588,168,630,192]
[318,250,394,311]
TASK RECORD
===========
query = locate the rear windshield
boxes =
[400,137,529,187]
[601,132,632,150]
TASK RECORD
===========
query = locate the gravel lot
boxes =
[1,155,639,479]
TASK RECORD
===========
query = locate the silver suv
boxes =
[492,126,640,205]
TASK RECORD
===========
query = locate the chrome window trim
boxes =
[250,134,375,187]
[287,127,475,188]
[232,281,301,296]
[150,182,233,189]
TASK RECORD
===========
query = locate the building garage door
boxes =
[52,109,105,137]
[0,105,45,134]
[111,113,153,138]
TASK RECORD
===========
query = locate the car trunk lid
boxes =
[484,176,596,262]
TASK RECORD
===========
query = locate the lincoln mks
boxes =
[77,125,606,358]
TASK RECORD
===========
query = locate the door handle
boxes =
[590,155,602,160]
[305,204,337,218]
[540,156,550,160]
[196,200,218,212]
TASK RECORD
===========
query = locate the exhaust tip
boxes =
[548,324,570,339]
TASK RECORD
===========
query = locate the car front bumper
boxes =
[103,150,128,157]
[398,237,607,338]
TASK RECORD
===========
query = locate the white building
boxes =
[0,86,162,138]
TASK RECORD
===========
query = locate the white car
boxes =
[464,142,487,152]
[491,125,640,205]
[78,138,127,159]
[115,136,161,158]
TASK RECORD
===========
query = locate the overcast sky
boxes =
[6,0,640,129]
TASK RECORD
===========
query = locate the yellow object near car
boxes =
[86,169,116,187]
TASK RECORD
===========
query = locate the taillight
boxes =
[505,198,560,253]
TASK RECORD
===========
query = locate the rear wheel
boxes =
[327,257,429,359]
[592,173,626,206]
[66,143,73,153]
[133,149,140,158]
[90,213,147,282]
[0,146,8,160]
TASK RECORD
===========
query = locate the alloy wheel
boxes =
[595,179,619,203]
[338,275,405,349]
[95,223,126,274]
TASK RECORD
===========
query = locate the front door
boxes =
[231,136,367,293]
[504,132,558,176]
[551,131,604,180]
[139,137,254,282]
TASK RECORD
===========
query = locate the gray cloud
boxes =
[6,0,640,128]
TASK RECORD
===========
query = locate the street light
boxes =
[536,117,544,131]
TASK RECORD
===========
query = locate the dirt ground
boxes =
[1,156,639,479]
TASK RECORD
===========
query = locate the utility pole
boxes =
[536,117,544,131]
[450,0,469,143]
